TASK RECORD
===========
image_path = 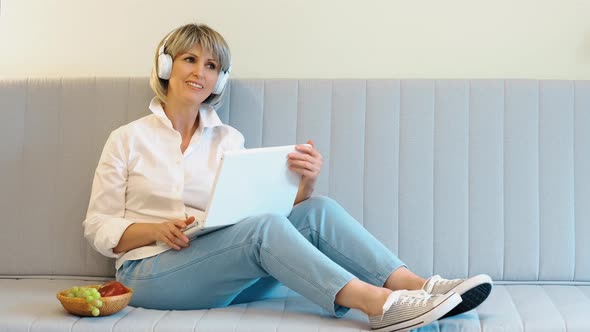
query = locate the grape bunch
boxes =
[65,286,103,316]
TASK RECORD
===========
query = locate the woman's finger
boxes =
[289,167,316,179]
[289,164,319,178]
[288,159,317,172]
[163,233,181,250]
[174,220,187,229]
[168,230,190,249]
[289,153,322,169]
[289,152,312,163]
[185,216,195,225]
[295,144,318,157]
[169,225,189,245]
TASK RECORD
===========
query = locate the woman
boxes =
[83,23,492,332]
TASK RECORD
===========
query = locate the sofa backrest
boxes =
[0,78,589,283]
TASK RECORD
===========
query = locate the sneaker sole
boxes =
[371,292,462,332]
[441,274,492,318]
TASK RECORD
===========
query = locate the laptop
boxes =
[170,144,304,241]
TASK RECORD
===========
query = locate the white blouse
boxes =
[83,98,245,269]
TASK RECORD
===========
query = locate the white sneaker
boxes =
[369,289,462,332]
[422,274,492,318]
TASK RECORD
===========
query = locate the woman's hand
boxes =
[288,140,323,204]
[151,216,195,250]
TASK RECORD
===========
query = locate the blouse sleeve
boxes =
[83,128,134,258]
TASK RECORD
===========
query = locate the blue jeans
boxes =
[116,196,405,317]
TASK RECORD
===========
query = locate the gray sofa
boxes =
[1,78,589,331]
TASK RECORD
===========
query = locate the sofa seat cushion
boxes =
[1,279,589,332]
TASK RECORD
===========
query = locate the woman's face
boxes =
[167,44,220,106]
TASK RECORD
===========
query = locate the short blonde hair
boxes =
[150,23,231,109]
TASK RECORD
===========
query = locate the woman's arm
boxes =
[113,217,195,253]
[84,129,134,258]
[294,180,315,205]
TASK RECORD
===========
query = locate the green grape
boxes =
[64,285,102,317]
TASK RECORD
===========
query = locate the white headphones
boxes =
[157,31,231,95]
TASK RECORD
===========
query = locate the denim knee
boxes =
[253,213,297,241]
[298,195,341,212]
[288,196,349,236]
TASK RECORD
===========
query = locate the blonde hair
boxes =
[150,23,231,109]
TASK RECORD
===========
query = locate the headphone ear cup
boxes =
[212,69,229,94]
[157,53,173,80]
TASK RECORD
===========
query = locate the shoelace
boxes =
[423,275,456,293]
[381,290,432,320]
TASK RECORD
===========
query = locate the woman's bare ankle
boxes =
[384,267,427,291]
[335,279,392,316]
[365,287,392,316]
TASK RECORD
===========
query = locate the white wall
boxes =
[1,0,589,79]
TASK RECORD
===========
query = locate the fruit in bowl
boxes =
[98,281,130,297]
[57,281,133,317]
